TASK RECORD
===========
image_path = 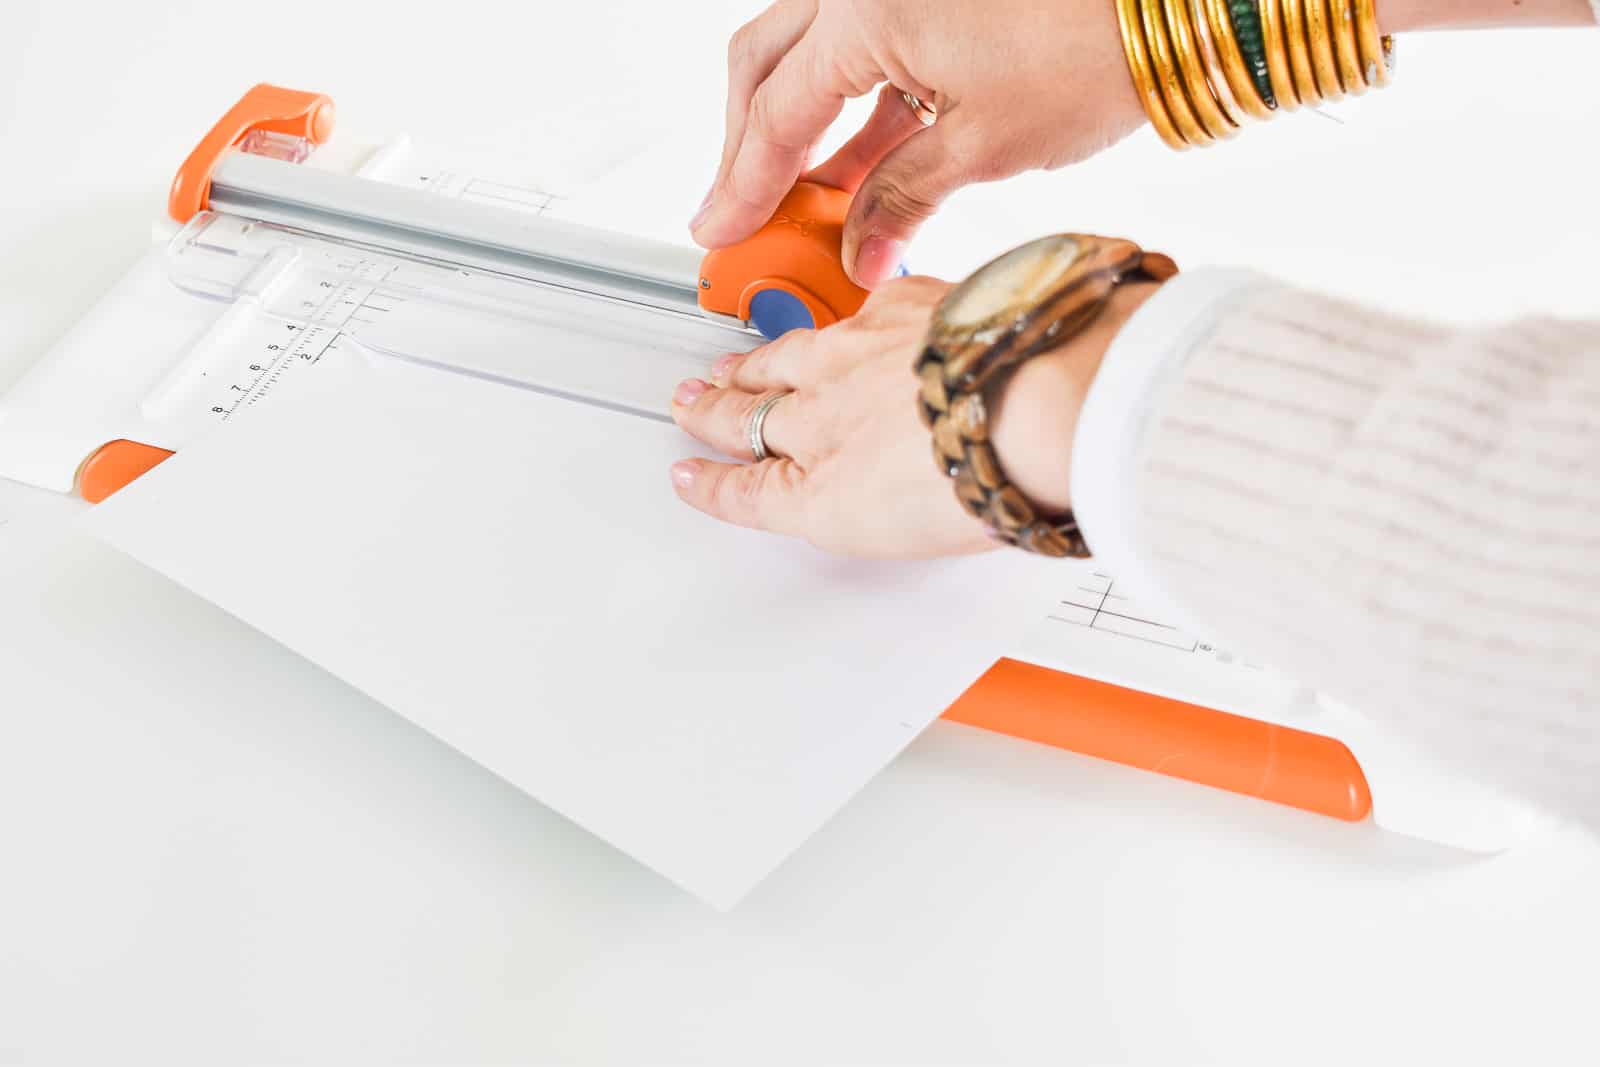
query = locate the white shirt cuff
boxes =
[1068,267,1271,628]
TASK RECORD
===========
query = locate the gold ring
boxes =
[900,91,938,126]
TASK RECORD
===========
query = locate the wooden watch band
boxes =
[916,236,1178,558]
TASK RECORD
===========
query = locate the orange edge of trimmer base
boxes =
[943,658,1373,822]
[76,440,175,503]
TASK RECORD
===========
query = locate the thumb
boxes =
[841,120,974,290]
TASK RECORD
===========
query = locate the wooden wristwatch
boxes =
[916,234,1178,557]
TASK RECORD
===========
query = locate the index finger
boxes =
[703,0,818,225]
[710,325,821,392]
[692,35,859,248]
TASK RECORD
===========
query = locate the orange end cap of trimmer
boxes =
[944,658,1374,822]
[169,84,335,225]
[697,182,870,338]
[77,440,175,503]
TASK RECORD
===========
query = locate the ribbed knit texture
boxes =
[1131,284,1600,821]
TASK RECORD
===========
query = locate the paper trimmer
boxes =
[0,84,1543,856]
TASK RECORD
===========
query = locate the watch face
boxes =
[938,235,1084,330]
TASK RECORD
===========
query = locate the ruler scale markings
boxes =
[216,270,392,420]
[170,221,750,436]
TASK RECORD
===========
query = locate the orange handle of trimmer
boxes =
[697,182,870,338]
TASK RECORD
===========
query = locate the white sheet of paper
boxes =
[83,344,1052,908]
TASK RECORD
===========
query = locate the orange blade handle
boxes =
[697,182,869,330]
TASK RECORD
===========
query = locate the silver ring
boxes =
[900,90,937,127]
[748,391,792,462]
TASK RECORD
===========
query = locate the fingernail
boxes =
[710,353,741,384]
[673,378,709,407]
[690,193,714,232]
[854,235,905,289]
[670,460,699,489]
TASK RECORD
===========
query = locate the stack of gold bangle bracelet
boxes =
[1115,0,1395,149]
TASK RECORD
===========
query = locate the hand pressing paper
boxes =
[82,344,1051,908]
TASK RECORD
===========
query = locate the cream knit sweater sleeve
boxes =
[1073,272,1600,823]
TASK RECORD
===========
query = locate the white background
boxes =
[2,1,1599,1063]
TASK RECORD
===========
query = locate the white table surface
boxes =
[2,2,1597,1063]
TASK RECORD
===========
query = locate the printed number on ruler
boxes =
[203,264,403,424]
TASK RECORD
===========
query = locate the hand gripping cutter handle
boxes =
[696,182,871,340]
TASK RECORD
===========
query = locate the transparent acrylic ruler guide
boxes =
[155,209,756,445]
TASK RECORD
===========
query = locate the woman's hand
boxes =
[667,275,1159,558]
[690,0,1145,289]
